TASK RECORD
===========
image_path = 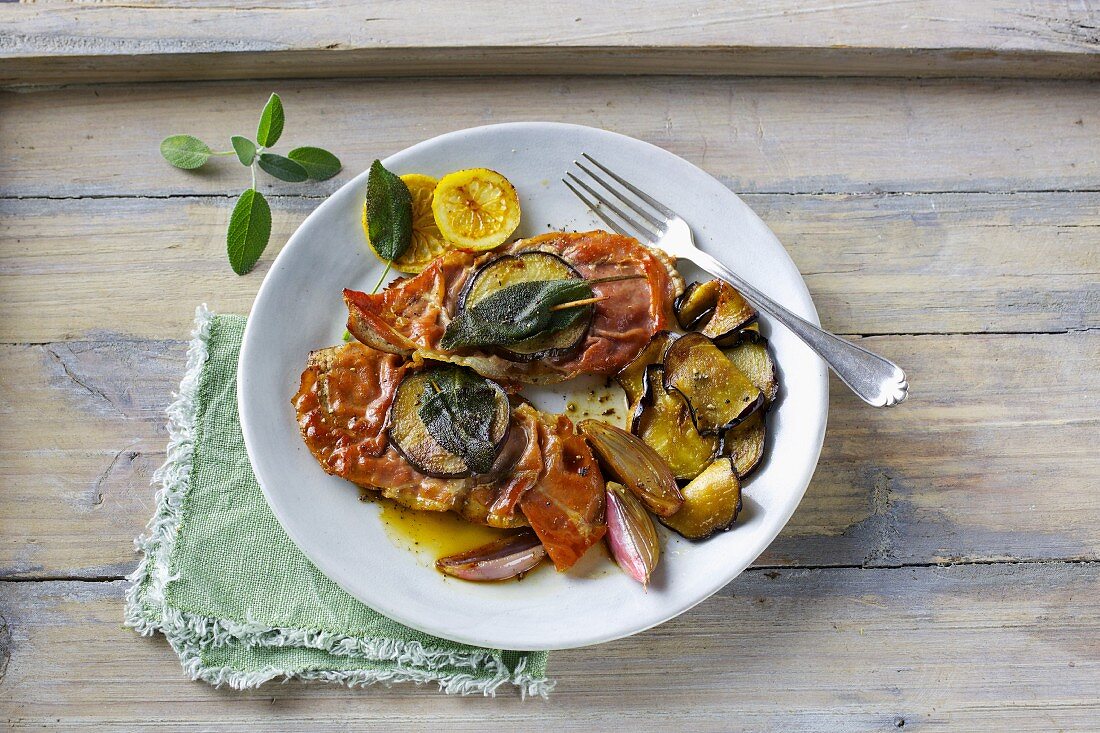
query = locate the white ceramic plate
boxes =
[239,122,828,651]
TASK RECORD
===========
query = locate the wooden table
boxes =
[1,3,1098,730]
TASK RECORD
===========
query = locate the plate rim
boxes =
[238,121,829,650]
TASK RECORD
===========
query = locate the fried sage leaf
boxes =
[441,273,642,351]
[440,277,593,350]
[417,366,504,474]
[365,159,413,262]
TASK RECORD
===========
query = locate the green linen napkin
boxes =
[125,307,552,696]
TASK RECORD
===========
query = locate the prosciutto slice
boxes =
[293,342,607,568]
[344,230,683,384]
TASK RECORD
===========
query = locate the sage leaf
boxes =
[418,367,500,474]
[256,93,285,147]
[365,159,412,262]
[160,134,211,169]
[441,278,593,350]
[231,135,257,166]
[257,152,309,182]
[288,146,342,180]
[226,188,272,275]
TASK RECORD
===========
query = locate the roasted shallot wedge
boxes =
[435,529,547,581]
[579,419,682,517]
[605,482,660,586]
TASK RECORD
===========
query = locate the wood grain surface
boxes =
[4,77,1099,198]
[3,565,1098,730]
[1,4,1099,729]
[2,0,1098,83]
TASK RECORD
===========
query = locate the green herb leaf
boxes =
[256,93,285,147]
[417,367,500,474]
[257,152,309,182]
[226,188,272,275]
[160,135,212,169]
[365,159,412,262]
[441,278,594,350]
[288,146,342,180]
[231,136,257,166]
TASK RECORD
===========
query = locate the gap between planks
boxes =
[5,557,1100,585]
[2,329,1099,348]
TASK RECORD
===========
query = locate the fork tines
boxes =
[562,154,671,244]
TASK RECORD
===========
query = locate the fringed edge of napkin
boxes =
[123,305,552,698]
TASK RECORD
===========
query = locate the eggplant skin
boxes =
[674,279,758,343]
[616,329,679,409]
[455,251,592,363]
[673,280,720,331]
[662,332,764,435]
[722,409,766,479]
[659,456,742,541]
[722,336,780,406]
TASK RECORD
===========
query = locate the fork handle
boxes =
[687,250,908,407]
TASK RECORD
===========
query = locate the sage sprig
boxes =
[159,92,342,275]
[418,367,501,474]
[440,274,642,350]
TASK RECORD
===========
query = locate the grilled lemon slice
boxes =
[431,168,521,251]
[363,173,447,273]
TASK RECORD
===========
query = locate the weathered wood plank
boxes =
[2,77,1098,198]
[1,192,1096,343]
[1,332,1096,578]
[2,0,1098,84]
[2,565,1098,730]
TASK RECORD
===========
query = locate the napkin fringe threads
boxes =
[124,305,552,698]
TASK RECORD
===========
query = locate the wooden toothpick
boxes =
[549,295,609,312]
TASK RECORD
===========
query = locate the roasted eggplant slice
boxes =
[700,282,756,342]
[723,336,779,404]
[659,456,742,540]
[674,279,757,339]
[579,419,683,517]
[387,367,510,478]
[722,409,766,478]
[616,330,678,409]
[631,365,718,482]
[456,251,591,362]
[663,332,763,434]
[674,280,721,331]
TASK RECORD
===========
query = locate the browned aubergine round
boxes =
[456,251,592,362]
[722,334,779,405]
[662,332,764,435]
[387,367,511,478]
[631,364,719,482]
[659,456,743,540]
[616,330,679,410]
[722,408,766,479]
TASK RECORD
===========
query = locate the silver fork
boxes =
[564,154,908,407]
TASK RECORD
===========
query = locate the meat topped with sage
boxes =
[343,230,684,384]
[293,342,606,569]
